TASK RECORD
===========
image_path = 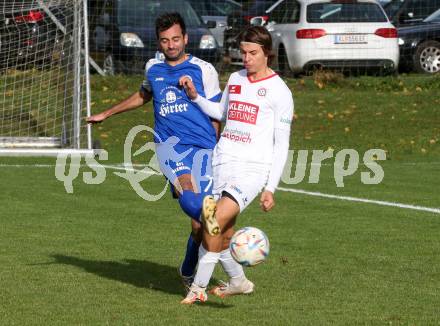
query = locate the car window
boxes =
[187,0,208,16]
[400,0,440,23]
[117,0,201,28]
[383,0,405,18]
[270,0,286,22]
[189,0,241,16]
[425,8,440,22]
[307,2,388,23]
[242,0,278,14]
[270,0,300,23]
[286,0,301,23]
[208,1,242,16]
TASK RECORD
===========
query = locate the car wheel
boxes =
[278,46,292,77]
[414,40,440,74]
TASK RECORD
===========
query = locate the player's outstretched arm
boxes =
[179,76,227,121]
[87,90,152,124]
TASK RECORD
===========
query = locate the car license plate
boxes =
[334,34,367,44]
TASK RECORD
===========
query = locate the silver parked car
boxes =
[188,0,242,47]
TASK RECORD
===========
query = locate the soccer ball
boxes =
[229,227,270,267]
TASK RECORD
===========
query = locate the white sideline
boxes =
[2,162,440,168]
[100,164,160,174]
[0,163,439,215]
[277,187,440,215]
[0,163,160,175]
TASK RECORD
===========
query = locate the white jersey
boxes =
[214,69,294,166]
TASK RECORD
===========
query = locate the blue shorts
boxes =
[155,142,213,196]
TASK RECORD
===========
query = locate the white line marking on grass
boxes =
[0,163,152,168]
[401,162,440,165]
[1,163,439,214]
[2,161,440,168]
[0,163,160,175]
[277,187,440,215]
[100,164,160,175]
[0,164,54,168]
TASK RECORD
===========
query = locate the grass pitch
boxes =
[0,73,439,325]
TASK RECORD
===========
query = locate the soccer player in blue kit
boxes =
[87,13,222,291]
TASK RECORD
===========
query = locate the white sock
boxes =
[219,248,246,286]
[193,245,220,288]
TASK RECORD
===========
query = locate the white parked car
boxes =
[265,0,399,74]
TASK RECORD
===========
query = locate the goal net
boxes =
[0,0,92,156]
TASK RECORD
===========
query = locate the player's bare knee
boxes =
[177,174,195,192]
[180,180,194,191]
[216,213,237,233]
[216,215,231,232]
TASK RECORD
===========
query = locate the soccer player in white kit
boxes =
[179,26,294,304]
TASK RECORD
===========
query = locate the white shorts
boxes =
[212,161,270,212]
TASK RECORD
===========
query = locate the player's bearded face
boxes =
[240,42,268,74]
[158,24,188,62]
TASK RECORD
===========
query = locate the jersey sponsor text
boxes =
[159,103,189,117]
[229,85,241,94]
[228,100,259,125]
[221,127,252,144]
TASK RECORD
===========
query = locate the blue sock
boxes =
[178,190,204,221]
[181,234,200,277]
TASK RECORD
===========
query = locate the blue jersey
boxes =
[141,55,221,150]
